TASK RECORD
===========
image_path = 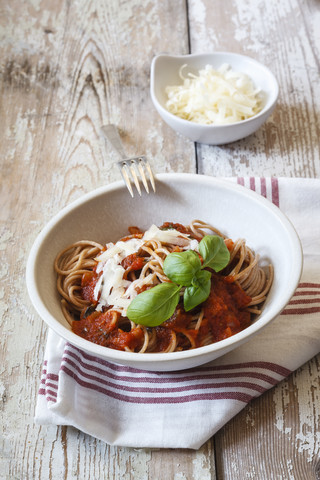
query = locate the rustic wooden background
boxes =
[1,0,319,478]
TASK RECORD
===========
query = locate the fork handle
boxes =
[100,124,127,160]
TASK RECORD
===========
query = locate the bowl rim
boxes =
[26,173,302,366]
[150,52,279,130]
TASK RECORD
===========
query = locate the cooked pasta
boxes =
[54,220,273,353]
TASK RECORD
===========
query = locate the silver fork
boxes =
[100,124,156,197]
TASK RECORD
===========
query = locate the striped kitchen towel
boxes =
[35,177,320,449]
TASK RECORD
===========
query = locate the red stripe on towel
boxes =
[260,177,267,198]
[282,306,320,315]
[271,177,279,206]
[60,365,255,404]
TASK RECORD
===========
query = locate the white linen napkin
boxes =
[35,177,320,449]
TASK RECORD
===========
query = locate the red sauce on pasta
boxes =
[73,309,145,351]
[55,221,273,354]
[121,253,145,278]
[160,222,191,235]
[81,270,99,304]
[74,267,252,351]
[199,274,251,343]
[153,327,175,352]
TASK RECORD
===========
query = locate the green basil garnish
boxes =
[126,282,181,327]
[127,234,230,327]
[184,269,212,311]
[163,250,201,286]
[199,235,230,271]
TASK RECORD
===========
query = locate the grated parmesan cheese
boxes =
[165,63,262,125]
[93,225,199,315]
[142,224,191,246]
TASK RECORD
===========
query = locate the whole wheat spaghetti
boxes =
[54,220,273,353]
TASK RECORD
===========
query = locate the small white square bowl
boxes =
[150,52,279,145]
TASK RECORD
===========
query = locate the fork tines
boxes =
[118,156,156,198]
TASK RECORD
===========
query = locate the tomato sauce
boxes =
[81,269,100,304]
[73,308,145,351]
[73,309,119,346]
[104,328,145,351]
[163,306,193,329]
[157,276,252,349]
[160,222,191,235]
[72,239,253,353]
[161,306,198,349]
[153,327,174,352]
[121,253,145,278]
[128,226,143,235]
[199,274,251,344]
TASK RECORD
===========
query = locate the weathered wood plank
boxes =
[0,0,215,479]
[188,0,320,478]
[214,355,320,479]
[1,0,319,478]
[189,0,320,178]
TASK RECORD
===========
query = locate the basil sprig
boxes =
[126,235,230,327]
[126,282,181,327]
[184,269,212,312]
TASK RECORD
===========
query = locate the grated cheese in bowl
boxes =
[165,63,263,125]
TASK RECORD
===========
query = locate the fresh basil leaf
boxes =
[126,282,181,327]
[199,235,230,272]
[163,250,201,286]
[183,270,211,311]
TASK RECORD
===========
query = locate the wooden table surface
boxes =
[1,0,320,478]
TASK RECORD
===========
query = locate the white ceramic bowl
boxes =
[26,174,302,371]
[150,53,279,145]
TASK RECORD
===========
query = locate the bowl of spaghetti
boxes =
[26,174,302,371]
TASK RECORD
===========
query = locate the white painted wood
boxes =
[1,0,319,478]
[189,0,320,478]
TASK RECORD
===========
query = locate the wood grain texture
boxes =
[214,357,320,479]
[190,0,320,179]
[1,0,319,479]
[190,0,320,478]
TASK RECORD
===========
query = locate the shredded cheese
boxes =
[93,225,199,315]
[165,63,262,125]
[142,224,191,246]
